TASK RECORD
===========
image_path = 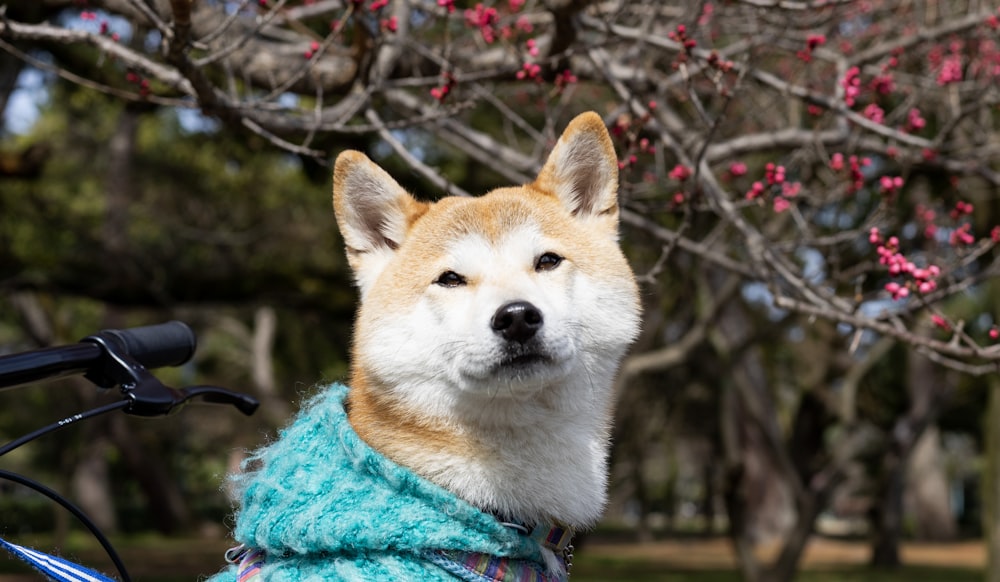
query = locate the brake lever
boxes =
[175,386,259,416]
[83,332,259,417]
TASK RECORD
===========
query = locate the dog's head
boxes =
[333,112,640,424]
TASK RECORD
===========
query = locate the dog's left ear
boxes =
[533,112,620,232]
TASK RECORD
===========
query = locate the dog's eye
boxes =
[435,271,466,287]
[535,252,563,272]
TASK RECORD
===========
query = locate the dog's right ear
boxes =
[333,151,428,295]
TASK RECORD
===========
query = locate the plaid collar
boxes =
[511,521,574,553]
[426,521,574,582]
[229,522,574,582]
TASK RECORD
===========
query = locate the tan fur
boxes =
[332,112,641,528]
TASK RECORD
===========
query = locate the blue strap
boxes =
[0,536,117,582]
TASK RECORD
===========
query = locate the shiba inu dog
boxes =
[334,111,641,538]
[210,112,640,582]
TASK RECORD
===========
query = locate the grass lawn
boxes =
[0,534,985,581]
[572,554,980,581]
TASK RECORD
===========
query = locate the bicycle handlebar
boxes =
[86,320,196,371]
[0,321,197,391]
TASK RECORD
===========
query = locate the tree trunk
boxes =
[631,451,654,543]
[984,376,1000,582]
[870,454,905,567]
[70,437,119,533]
[908,426,956,540]
[702,460,716,535]
[870,349,945,567]
[108,414,192,533]
[721,380,762,582]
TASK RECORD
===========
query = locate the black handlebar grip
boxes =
[91,321,197,370]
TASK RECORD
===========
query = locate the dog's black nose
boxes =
[491,301,543,343]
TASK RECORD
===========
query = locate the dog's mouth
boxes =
[500,352,550,368]
[492,343,554,373]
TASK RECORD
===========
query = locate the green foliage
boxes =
[0,80,358,536]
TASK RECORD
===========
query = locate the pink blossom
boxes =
[430,86,449,100]
[937,54,963,85]
[879,175,903,195]
[913,263,940,293]
[842,66,862,106]
[438,0,455,13]
[669,164,692,181]
[668,24,697,52]
[304,40,320,59]
[839,156,869,193]
[515,62,541,81]
[916,204,936,224]
[870,73,894,95]
[991,225,1000,242]
[526,38,539,57]
[797,33,827,62]
[807,34,826,50]
[782,181,801,197]
[509,0,525,11]
[773,197,791,213]
[950,223,975,246]
[554,69,578,90]
[990,327,1000,340]
[465,4,499,43]
[907,108,926,131]
[951,200,974,219]
[863,103,885,124]
[381,16,398,32]
[698,3,714,26]
[729,162,748,177]
[885,282,909,300]
[869,227,881,244]
[745,181,766,201]
[830,152,845,171]
[931,315,950,331]
[370,0,388,10]
[765,163,785,185]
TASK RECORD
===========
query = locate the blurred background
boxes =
[2,1,1000,581]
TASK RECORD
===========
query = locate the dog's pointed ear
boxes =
[333,151,428,294]
[533,112,620,230]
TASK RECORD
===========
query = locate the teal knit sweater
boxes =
[205,384,549,581]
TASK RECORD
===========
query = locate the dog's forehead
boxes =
[409,188,566,247]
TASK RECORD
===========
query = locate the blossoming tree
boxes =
[2,1,1000,581]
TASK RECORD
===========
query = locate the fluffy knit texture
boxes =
[205,383,547,582]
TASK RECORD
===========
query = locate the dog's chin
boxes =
[458,349,572,397]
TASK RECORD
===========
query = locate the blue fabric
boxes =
[0,537,116,582]
[206,384,547,581]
